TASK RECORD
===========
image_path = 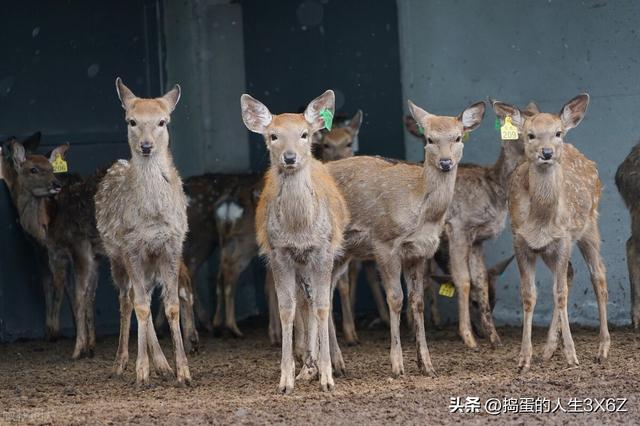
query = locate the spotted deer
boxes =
[497,94,610,372]
[402,101,537,347]
[241,90,349,393]
[95,78,191,385]
[327,99,486,377]
[615,142,640,329]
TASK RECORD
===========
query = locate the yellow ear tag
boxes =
[52,154,68,174]
[438,283,455,298]
[463,132,469,141]
[500,116,519,140]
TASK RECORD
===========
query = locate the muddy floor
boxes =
[1,322,639,425]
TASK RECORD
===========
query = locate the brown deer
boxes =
[327,99,486,377]
[615,143,640,329]
[403,102,538,347]
[95,78,191,385]
[497,94,610,372]
[241,90,349,393]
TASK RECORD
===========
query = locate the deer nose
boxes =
[51,180,61,190]
[439,158,453,172]
[140,141,152,155]
[541,148,553,160]
[283,151,297,165]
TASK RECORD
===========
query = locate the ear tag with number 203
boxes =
[439,283,455,298]
[52,154,68,174]
[500,116,518,140]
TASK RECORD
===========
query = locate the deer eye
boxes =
[528,134,535,140]
[270,134,278,142]
[346,142,352,148]
[323,143,330,149]
[301,132,308,139]
[30,167,39,174]
[427,138,434,145]
[455,136,461,142]
[129,119,137,127]
[555,131,561,138]
[159,120,166,127]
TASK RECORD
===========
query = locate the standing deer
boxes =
[615,142,640,329]
[241,90,349,393]
[95,78,191,385]
[497,94,610,372]
[403,102,538,347]
[327,99,486,377]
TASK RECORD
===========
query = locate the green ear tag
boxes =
[319,108,333,131]
[494,118,501,130]
[463,132,469,141]
[418,124,425,135]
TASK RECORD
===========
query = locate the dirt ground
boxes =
[1,321,639,425]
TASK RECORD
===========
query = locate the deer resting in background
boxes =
[95,78,191,385]
[615,142,640,330]
[327,99,486,377]
[241,90,349,393]
[498,94,610,372]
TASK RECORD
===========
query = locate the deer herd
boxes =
[4,76,638,394]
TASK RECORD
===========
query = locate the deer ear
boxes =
[240,94,273,134]
[348,110,363,136]
[22,131,42,152]
[491,100,524,131]
[459,101,485,132]
[49,143,70,163]
[560,93,589,131]
[407,100,433,132]
[115,77,137,110]
[488,255,515,278]
[10,141,26,168]
[305,90,335,132]
[161,84,181,113]
[404,115,422,138]
[522,102,540,116]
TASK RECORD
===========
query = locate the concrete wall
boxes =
[398,0,640,326]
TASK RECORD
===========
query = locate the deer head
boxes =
[492,94,589,169]
[241,90,335,174]
[407,100,485,172]
[316,110,363,162]
[115,77,181,159]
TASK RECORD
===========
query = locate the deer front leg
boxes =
[159,257,191,385]
[178,274,199,354]
[123,258,152,386]
[110,260,132,378]
[222,249,250,338]
[424,259,441,329]
[468,244,501,347]
[514,241,536,373]
[70,244,93,360]
[46,250,68,342]
[363,261,390,326]
[578,223,610,363]
[403,258,436,377]
[626,236,640,331]
[271,256,297,394]
[265,268,282,346]
[376,254,404,377]
[294,292,307,364]
[86,258,100,356]
[542,261,574,361]
[446,229,477,349]
[337,270,359,345]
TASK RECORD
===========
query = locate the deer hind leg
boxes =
[424,259,441,329]
[266,268,282,346]
[296,275,318,382]
[363,261,390,326]
[46,250,68,342]
[313,262,335,392]
[542,240,578,367]
[86,256,100,356]
[337,269,359,345]
[514,241,537,373]
[178,266,199,354]
[328,259,350,377]
[376,254,404,377]
[626,236,640,330]
[577,223,610,363]
[271,257,297,394]
[212,266,225,336]
[403,258,435,377]
[446,230,478,349]
[70,243,93,359]
[222,248,250,338]
[468,244,501,347]
[159,257,191,386]
[542,261,574,361]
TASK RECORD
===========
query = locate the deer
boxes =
[615,142,640,330]
[496,94,610,373]
[401,102,539,347]
[241,90,349,393]
[326,99,486,377]
[95,78,191,386]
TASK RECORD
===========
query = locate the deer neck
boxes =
[491,140,524,189]
[272,164,317,232]
[528,162,564,223]
[129,148,177,190]
[14,188,51,243]
[419,163,457,222]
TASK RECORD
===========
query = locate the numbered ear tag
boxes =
[52,154,68,173]
[319,108,333,131]
[417,124,425,135]
[439,283,455,298]
[500,116,518,140]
